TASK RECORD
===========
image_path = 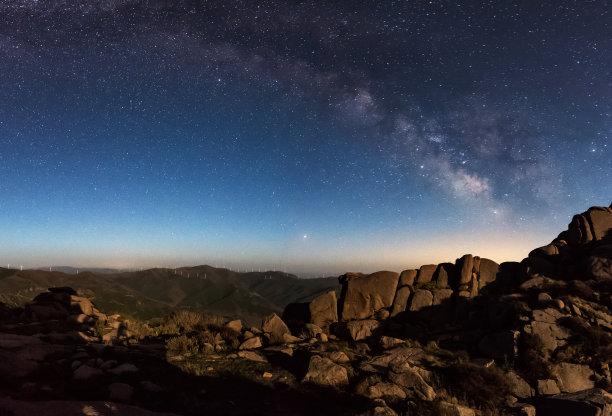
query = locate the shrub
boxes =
[169,310,203,332]
[516,332,551,383]
[166,334,200,355]
[437,363,511,412]
[125,319,154,339]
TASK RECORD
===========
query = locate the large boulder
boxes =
[309,291,338,329]
[536,388,612,416]
[567,206,612,246]
[478,258,499,289]
[261,313,291,345]
[390,286,412,317]
[523,308,570,351]
[432,289,453,306]
[434,263,456,289]
[408,289,433,311]
[70,296,95,316]
[339,271,399,321]
[399,269,417,286]
[347,319,381,341]
[416,265,437,283]
[553,362,595,393]
[388,364,436,401]
[302,355,349,388]
[458,254,474,286]
[506,371,534,399]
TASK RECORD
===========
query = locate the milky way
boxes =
[0,1,610,274]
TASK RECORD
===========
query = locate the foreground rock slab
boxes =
[0,397,180,416]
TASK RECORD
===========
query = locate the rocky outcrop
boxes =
[339,271,400,321]
[536,388,612,416]
[526,205,612,280]
[309,291,338,329]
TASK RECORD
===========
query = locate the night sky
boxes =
[0,1,610,275]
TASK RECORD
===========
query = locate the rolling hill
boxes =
[0,266,340,324]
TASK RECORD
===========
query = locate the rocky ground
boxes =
[1,204,611,415]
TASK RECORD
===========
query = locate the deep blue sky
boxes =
[0,1,610,275]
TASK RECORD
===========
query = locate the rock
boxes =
[585,207,612,241]
[587,245,612,280]
[73,364,103,380]
[70,296,95,316]
[140,380,164,393]
[390,286,412,317]
[238,351,267,363]
[26,304,69,320]
[438,402,475,416]
[538,292,553,304]
[339,271,400,320]
[261,313,291,344]
[506,371,534,399]
[524,308,570,351]
[416,264,437,283]
[316,332,328,343]
[434,263,456,288]
[347,319,381,341]
[262,372,273,378]
[536,388,612,416]
[554,362,595,393]
[375,309,389,320]
[508,403,537,416]
[108,382,134,401]
[432,288,453,306]
[567,213,595,245]
[360,347,426,373]
[0,397,179,416]
[478,258,499,289]
[359,399,398,416]
[366,382,407,400]
[537,379,561,396]
[389,365,436,401]
[309,291,338,329]
[107,363,138,375]
[238,337,262,350]
[329,351,350,363]
[458,254,474,285]
[49,286,78,295]
[303,355,349,388]
[520,276,545,291]
[408,289,433,311]
[0,335,54,378]
[399,269,417,286]
[282,333,302,344]
[225,319,242,333]
[530,243,563,259]
[282,302,310,327]
[379,336,404,349]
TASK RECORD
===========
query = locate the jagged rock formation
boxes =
[278,203,612,415]
[1,203,611,415]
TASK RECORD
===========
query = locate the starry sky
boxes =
[0,1,610,276]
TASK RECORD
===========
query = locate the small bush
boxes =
[125,319,154,339]
[166,334,200,355]
[517,333,551,383]
[169,310,203,332]
[437,363,511,412]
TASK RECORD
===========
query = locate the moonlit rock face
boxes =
[0,2,609,271]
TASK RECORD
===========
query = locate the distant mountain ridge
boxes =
[0,265,339,325]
